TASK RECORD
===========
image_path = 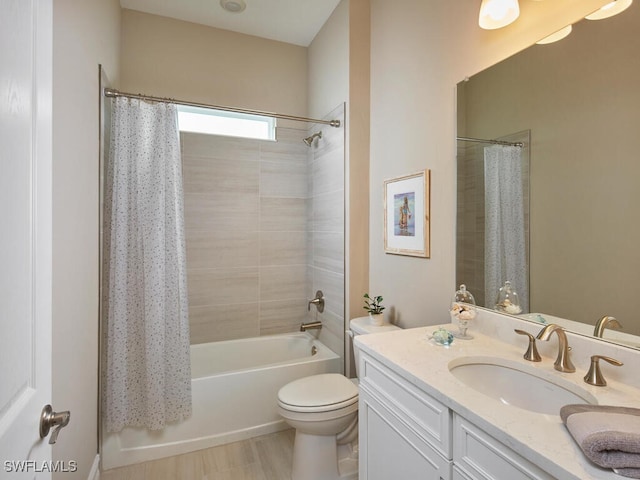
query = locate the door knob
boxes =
[40,405,70,445]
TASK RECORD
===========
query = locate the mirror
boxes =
[456,4,640,348]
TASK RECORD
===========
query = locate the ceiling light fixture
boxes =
[585,0,632,20]
[479,0,520,30]
[220,0,246,14]
[535,24,573,44]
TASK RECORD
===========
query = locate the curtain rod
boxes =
[103,88,341,128]
[457,136,523,147]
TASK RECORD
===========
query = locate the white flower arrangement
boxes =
[450,302,477,321]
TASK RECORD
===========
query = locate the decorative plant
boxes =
[363,293,385,315]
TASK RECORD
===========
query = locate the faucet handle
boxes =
[514,329,542,362]
[307,290,325,313]
[584,355,623,386]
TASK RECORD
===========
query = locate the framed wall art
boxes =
[384,169,430,258]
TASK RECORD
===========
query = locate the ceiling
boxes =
[120,0,341,47]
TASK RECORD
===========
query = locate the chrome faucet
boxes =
[536,324,576,373]
[593,315,622,338]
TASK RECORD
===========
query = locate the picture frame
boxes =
[384,169,430,258]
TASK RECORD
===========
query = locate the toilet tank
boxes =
[348,316,401,378]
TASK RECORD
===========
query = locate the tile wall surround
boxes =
[456,141,485,304]
[306,104,346,358]
[183,103,345,354]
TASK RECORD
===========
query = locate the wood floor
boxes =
[101,429,295,480]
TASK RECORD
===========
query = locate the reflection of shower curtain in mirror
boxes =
[103,97,192,432]
[484,145,529,313]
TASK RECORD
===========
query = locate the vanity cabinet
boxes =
[358,352,452,480]
[358,352,557,480]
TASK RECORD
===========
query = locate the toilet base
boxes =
[291,432,358,480]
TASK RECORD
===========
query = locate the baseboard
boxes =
[88,454,100,480]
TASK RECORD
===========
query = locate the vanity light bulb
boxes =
[585,0,633,20]
[536,25,573,45]
[479,0,520,30]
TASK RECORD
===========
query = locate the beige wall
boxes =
[308,1,349,120]
[347,0,371,324]
[369,0,608,328]
[52,0,121,477]
[120,9,307,125]
[460,5,640,332]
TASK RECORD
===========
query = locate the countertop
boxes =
[355,323,640,480]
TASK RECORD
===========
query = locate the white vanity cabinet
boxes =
[358,351,557,480]
[358,352,452,480]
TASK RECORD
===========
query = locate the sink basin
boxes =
[449,356,597,415]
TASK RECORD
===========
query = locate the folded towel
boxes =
[615,469,640,479]
[561,405,640,479]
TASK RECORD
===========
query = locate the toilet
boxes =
[277,316,401,480]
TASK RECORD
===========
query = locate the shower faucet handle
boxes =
[308,290,324,313]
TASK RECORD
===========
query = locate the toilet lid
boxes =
[278,374,358,410]
[350,316,401,335]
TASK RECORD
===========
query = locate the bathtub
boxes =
[101,332,341,470]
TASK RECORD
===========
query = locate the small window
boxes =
[177,105,276,141]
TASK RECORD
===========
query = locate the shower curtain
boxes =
[103,97,192,432]
[484,145,529,313]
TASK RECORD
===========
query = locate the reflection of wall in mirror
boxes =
[457,5,640,336]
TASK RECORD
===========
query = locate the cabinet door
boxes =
[360,386,451,480]
[453,415,555,480]
[359,352,451,458]
[453,467,473,480]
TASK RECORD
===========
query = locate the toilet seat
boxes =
[278,373,358,414]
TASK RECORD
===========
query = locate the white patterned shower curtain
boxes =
[484,145,529,313]
[103,97,192,432]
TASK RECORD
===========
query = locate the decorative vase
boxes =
[451,284,477,340]
[369,313,384,326]
[495,281,522,314]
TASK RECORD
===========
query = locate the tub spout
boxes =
[300,321,322,332]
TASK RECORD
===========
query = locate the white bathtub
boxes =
[101,332,341,470]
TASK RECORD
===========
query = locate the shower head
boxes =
[303,131,322,147]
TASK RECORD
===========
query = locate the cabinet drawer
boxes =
[359,352,451,458]
[453,415,555,480]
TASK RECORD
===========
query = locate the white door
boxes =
[0,0,54,477]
